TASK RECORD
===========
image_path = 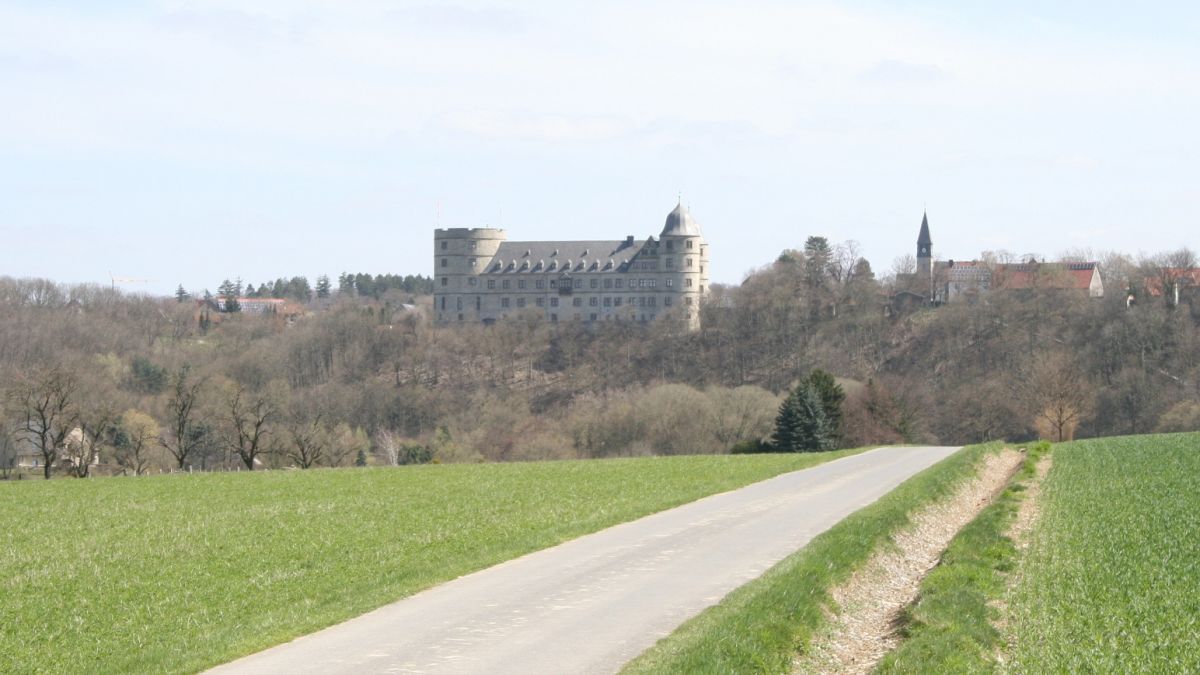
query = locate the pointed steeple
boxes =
[917,210,932,249]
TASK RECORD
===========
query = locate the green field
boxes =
[0,452,859,674]
[1006,433,1200,672]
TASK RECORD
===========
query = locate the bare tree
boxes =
[160,366,205,470]
[0,418,16,479]
[1023,352,1092,442]
[286,414,327,469]
[116,409,159,476]
[12,369,79,479]
[226,385,277,470]
[375,428,401,466]
[66,408,114,478]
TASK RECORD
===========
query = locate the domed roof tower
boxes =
[661,201,703,238]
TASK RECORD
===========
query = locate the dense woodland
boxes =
[3,239,1199,478]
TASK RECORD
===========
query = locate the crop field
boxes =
[0,452,859,674]
[1006,433,1200,672]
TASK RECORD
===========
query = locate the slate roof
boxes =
[917,211,932,247]
[482,239,647,274]
[661,203,703,237]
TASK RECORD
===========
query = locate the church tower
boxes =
[917,211,933,299]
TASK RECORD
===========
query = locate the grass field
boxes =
[1006,433,1200,672]
[622,443,995,675]
[0,452,861,674]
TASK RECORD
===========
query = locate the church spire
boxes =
[917,210,932,250]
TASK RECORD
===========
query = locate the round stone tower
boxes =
[658,202,708,330]
[434,227,505,323]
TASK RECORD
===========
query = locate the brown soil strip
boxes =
[792,449,1024,675]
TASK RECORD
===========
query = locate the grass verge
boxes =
[621,442,1000,675]
[0,451,863,674]
[1006,433,1200,672]
[873,441,1047,674]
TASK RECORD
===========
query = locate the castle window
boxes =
[615,279,624,289]
[638,297,645,307]
[550,297,559,307]
[502,279,510,289]
[664,296,672,306]
[648,297,657,307]
[469,258,477,267]
[573,297,582,307]
[549,279,557,288]
[700,285,705,293]
[501,298,510,308]
[487,279,496,289]
[603,297,611,307]
[518,280,526,289]
[604,278,612,289]
[536,279,545,289]
[469,241,476,251]
[590,278,599,289]
[666,279,673,288]
[686,257,693,267]
[550,313,557,322]
[476,296,481,311]
[700,265,705,273]
[440,297,446,310]
[685,278,693,287]
[441,241,448,250]
[589,297,598,306]
[442,258,448,267]
[628,296,635,305]
[665,257,674,269]
[573,279,583,289]
[615,297,622,307]
[456,297,462,310]
[686,240,693,249]
[666,240,674,251]
[685,297,693,305]
[516,298,526,308]
[441,277,448,286]
[536,297,545,307]
[590,313,598,321]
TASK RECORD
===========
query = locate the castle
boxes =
[433,203,710,329]
[912,211,1103,303]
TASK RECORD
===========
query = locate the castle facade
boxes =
[434,203,710,329]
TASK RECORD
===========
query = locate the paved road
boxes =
[210,446,959,675]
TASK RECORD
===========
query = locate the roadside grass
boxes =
[0,451,863,674]
[1006,433,1200,672]
[873,442,1047,674]
[622,442,999,675]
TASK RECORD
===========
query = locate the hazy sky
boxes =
[2,1,1198,295]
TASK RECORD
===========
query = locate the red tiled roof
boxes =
[1144,269,1200,297]
[993,262,1098,291]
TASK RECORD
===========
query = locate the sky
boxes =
[2,0,1198,296]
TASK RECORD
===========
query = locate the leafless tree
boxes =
[226,385,277,470]
[1023,351,1092,442]
[116,409,159,476]
[12,369,79,479]
[375,428,401,466]
[160,366,206,470]
[66,408,114,478]
[286,414,327,469]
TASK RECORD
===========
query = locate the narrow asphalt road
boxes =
[210,446,959,675]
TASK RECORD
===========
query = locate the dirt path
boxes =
[793,449,1023,675]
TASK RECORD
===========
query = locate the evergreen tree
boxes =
[772,382,834,452]
[316,275,331,299]
[174,284,190,303]
[804,369,845,443]
[354,448,367,467]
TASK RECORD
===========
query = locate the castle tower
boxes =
[658,201,708,330]
[916,210,933,299]
[434,227,505,323]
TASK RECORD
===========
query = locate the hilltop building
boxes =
[908,212,1103,303]
[433,203,710,329]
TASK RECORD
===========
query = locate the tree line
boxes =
[2,238,1199,478]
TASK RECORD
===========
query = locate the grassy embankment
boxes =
[1006,433,1200,672]
[873,441,1047,674]
[622,442,999,675]
[0,451,862,674]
